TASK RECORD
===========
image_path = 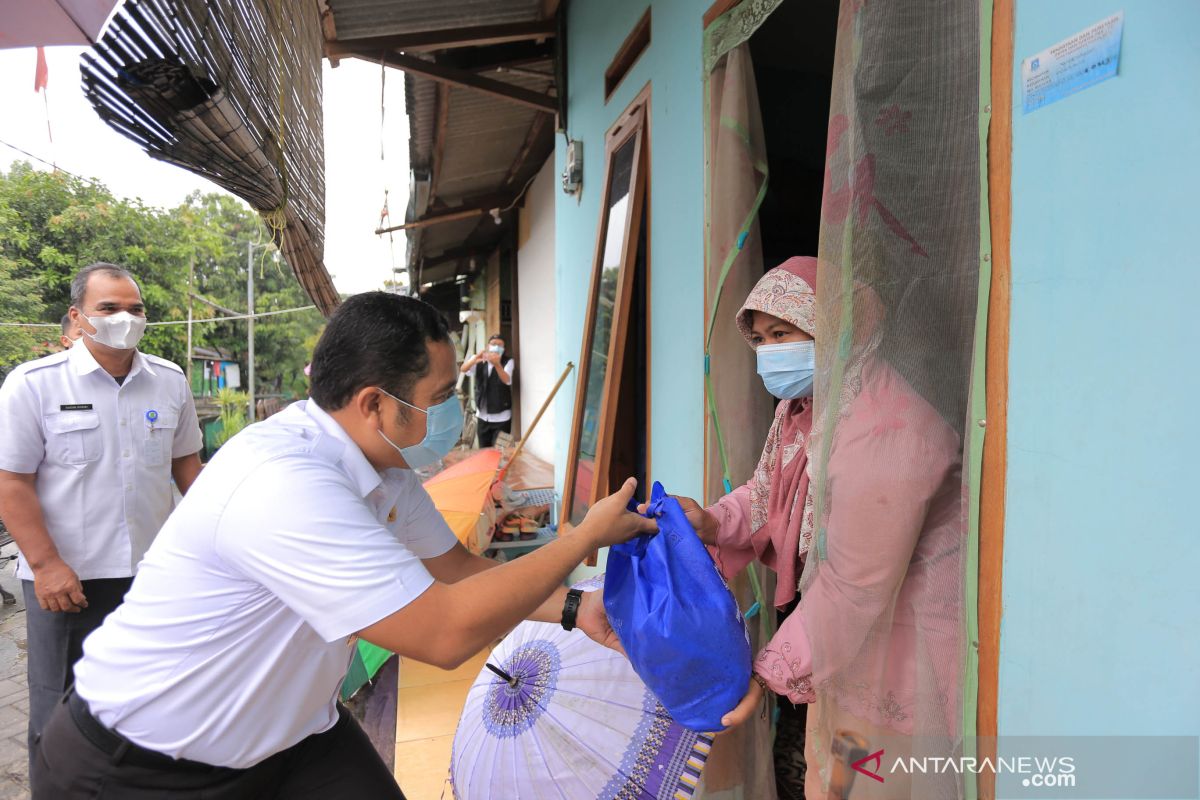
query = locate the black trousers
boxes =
[23,577,133,753]
[32,691,406,799]
[476,418,511,448]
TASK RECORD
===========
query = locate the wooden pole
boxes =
[499,361,574,480]
[375,206,492,235]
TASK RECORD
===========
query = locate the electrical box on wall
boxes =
[561,138,582,195]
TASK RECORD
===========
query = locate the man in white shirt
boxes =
[461,333,515,447]
[33,292,654,798]
[0,263,203,756]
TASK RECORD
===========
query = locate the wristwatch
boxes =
[561,589,584,631]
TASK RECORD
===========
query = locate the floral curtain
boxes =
[800,0,984,798]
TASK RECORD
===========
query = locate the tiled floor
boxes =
[394,649,490,800]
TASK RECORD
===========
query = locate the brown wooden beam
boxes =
[319,0,338,65]
[326,20,555,55]
[439,40,554,73]
[346,50,557,114]
[376,205,495,235]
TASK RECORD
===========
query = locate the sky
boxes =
[0,45,410,296]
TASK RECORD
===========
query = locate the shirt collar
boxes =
[70,341,153,380]
[303,400,386,499]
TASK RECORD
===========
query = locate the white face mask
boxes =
[488,344,504,354]
[83,311,147,350]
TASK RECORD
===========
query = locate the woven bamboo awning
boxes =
[81,0,340,315]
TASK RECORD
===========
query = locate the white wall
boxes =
[516,156,557,464]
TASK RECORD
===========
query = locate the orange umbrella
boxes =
[424,449,502,552]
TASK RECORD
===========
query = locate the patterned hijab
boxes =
[735,257,818,607]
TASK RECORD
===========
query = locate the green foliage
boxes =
[213,388,248,447]
[0,163,325,391]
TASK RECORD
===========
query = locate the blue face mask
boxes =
[756,341,816,399]
[377,388,463,469]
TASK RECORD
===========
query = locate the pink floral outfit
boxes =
[708,258,961,731]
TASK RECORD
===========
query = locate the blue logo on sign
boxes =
[1031,58,1041,71]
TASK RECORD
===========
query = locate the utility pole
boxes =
[247,240,257,423]
[186,252,194,387]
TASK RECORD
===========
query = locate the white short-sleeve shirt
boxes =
[73,400,458,768]
[0,343,202,580]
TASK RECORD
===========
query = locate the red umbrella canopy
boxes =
[0,0,120,48]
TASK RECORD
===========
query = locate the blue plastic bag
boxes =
[603,482,752,732]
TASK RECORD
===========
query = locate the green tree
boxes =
[173,193,324,398]
[0,162,191,367]
[0,164,326,395]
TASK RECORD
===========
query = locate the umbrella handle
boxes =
[485,662,518,687]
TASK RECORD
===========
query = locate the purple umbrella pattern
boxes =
[450,618,715,799]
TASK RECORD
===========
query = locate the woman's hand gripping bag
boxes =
[603,482,751,732]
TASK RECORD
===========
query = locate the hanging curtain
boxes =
[80,0,339,316]
[701,4,785,799]
[801,0,983,798]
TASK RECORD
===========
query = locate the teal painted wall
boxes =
[555,0,709,547]
[1001,1,1200,735]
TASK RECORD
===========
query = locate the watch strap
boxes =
[561,588,584,631]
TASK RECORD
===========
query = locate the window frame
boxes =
[561,91,651,536]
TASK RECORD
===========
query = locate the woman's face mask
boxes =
[488,344,504,354]
[756,341,816,400]
[376,388,463,469]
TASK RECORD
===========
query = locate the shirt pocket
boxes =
[141,409,180,467]
[43,410,102,465]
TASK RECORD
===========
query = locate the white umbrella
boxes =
[451,618,716,799]
[0,0,121,48]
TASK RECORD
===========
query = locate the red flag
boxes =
[34,47,49,93]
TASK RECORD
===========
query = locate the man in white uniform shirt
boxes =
[34,292,655,798]
[0,263,203,758]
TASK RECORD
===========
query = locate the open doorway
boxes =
[750,5,839,799]
[750,0,839,270]
[701,1,838,798]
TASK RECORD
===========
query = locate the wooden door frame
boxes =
[979,0,1013,795]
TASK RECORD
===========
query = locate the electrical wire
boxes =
[0,304,317,329]
[0,138,97,187]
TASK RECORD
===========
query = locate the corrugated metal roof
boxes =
[328,0,557,287]
[406,73,438,171]
[437,71,553,200]
[400,63,553,277]
[327,0,543,42]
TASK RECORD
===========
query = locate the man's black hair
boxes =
[70,263,141,309]
[309,292,451,411]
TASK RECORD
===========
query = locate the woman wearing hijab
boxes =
[676,256,963,798]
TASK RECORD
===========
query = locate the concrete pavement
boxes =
[0,543,30,800]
